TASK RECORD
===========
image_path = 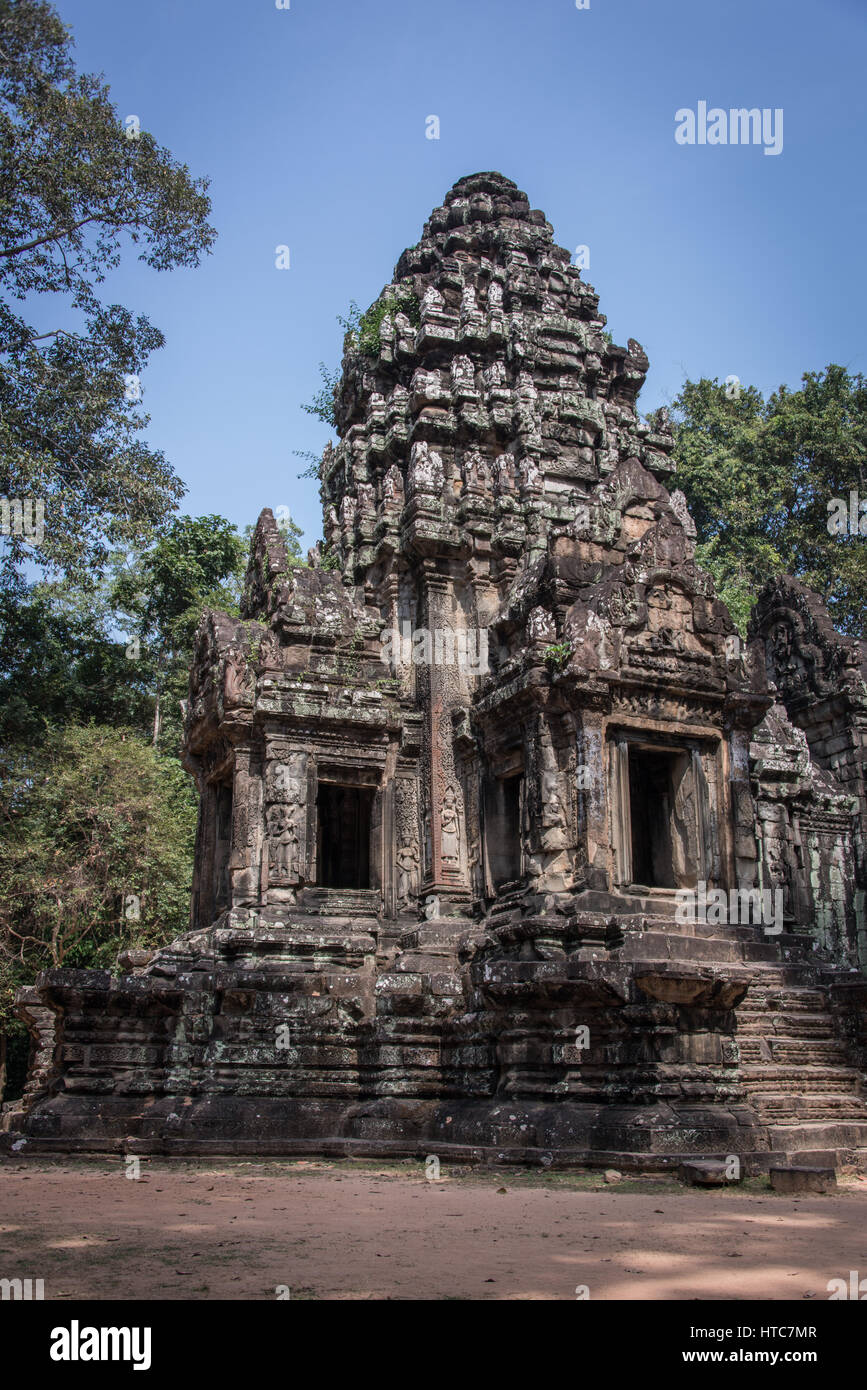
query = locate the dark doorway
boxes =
[485,774,522,888]
[316,783,373,888]
[628,748,677,889]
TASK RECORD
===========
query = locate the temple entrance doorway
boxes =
[610,735,710,892]
[316,783,374,889]
[627,748,685,888]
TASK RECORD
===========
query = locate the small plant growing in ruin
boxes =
[543,641,572,672]
[355,288,420,357]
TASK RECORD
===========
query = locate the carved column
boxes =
[608,736,632,889]
[728,728,758,889]
[420,565,469,900]
[229,746,263,908]
[580,709,612,890]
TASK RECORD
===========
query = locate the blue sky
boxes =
[54,0,867,552]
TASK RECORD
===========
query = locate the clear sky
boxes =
[53,0,867,552]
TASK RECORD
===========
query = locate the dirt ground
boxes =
[1,1157,866,1300]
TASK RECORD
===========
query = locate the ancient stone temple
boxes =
[6,173,867,1170]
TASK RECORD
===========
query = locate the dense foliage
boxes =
[0,1,222,1095]
[669,365,867,636]
[0,724,198,1028]
[0,0,215,592]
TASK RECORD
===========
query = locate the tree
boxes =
[110,512,305,750]
[668,377,786,632]
[109,514,249,749]
[0,513,254,747]
[0,723,198,1085]
[669,366,867,637]
[762,366,867,634]
[0,576,150,741]
[0,0,216,588]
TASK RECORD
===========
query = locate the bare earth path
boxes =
[1,1158,866,1301]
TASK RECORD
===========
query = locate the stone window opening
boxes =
[485,772,523,890]
[316,782,374,889]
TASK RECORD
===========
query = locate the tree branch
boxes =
[1,212,113,258]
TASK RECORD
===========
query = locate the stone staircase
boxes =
[616,913,867,1168]
[736,979,867,1167]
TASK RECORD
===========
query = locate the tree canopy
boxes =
[111,514,249,748]
[669,365,867,636]
[0,0,215,588]
[0,723,197,1035]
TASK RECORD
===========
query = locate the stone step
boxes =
[738,1038,850,1064]
[295,888,382,915]
[630,917,756,941]
[619,931,824,969]
[398,918,477,953]
[736,1013,836,1040]
[753,1093,867,1121]
[619,932,745,964]
[741,940,790,963]
[749,987,829,1010]
[615,915,814,955]
[742,1063,862,1088]
[781,1148,840,1169]
[766,1120,867,1150]
[770,1165,837,1194]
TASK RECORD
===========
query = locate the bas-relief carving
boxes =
[261,753,308,888]
[258,630,283,669]
[266,803,301,883]
[383,463,405,509]
[408,440,444,495]
[394,779,421,906]
[440,785,462,870]
[540,777,568,852]
[267,756,307,805]
[223,648,255,708]
[527,605,556,645]
[396,841,419,905]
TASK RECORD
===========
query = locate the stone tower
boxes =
[7,174,867,1170]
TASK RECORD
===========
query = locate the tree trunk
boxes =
[152,686,162,747]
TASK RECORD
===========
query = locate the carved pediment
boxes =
[749,575,867,709]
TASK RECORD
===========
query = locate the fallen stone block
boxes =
[769,1165,837,1194]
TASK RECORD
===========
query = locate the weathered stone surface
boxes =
[769,1166,837,1194]
[5,173,867,1173]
